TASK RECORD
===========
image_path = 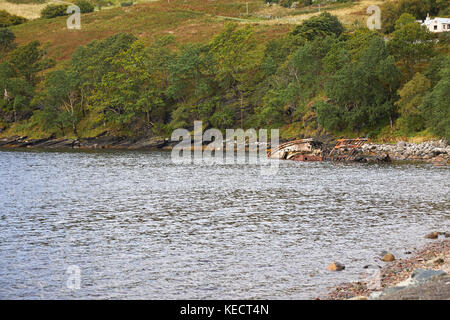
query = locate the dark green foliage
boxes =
[424,55,450,86]
[120,2,133,7]
[260,36,294,77]
[75,0,95,13]
[8,40,55,86]
[6,0,45,3]
[291,12,344,41]
[90,40,170,128]
[32,70,81,135]
[387,13,435,80]
[0,10,27,27]
[41,4,70,19]
[256,36,335,128]
[395,73,430,133]
[0,40,54,123]
[0,61,34,122]
[421,65,450,140]
[0,28,17,59]
[319,37,401,133]
[71,32,137,92]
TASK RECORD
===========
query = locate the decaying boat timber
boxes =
[267,139,323,161]
[326,138,368,162]
[327,138,391,162]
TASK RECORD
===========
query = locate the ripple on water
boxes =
[0,149,449,299]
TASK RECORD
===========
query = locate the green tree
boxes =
[70,33,137,117]
[0,62,33,122]
[399,0,431,20]
[395,73,431,133]
[90,40,170,131]
[387,14,434,80]
[320,37,401,133]
[75,0,95,13]
[0,10,27,27]
[167,43,217,128]
[209,23,261,127]
[291,12,344,41]
[421,65,450,140]
[40,4,69,19]
[424,55,450,86]
[8,40,54,86]
[257,37,334,128]
[39,70,81,136]
[167,43,214,102]
[380,0,401,34]
[260,37,292,77]
[0,28,16,61]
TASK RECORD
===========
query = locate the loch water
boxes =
[0,149,448,299]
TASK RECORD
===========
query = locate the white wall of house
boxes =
[420,16,450,33]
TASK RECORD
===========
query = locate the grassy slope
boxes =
[7,0,387,63]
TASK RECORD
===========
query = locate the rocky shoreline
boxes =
[361,140,449,165]
[325,235,450,300]
[1,135,449,165]
[0,135,168,150]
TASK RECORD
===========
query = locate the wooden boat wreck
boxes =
[326,138,368,162]
[267,139,323,161]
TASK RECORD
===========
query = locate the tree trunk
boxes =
[72,118,78,137]
[240,90,243,128]
[80,91,85,118]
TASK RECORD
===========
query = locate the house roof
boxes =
[422,17,450,26]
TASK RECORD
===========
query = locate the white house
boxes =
[420,14,450,33]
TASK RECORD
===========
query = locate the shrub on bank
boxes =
[41,4,70,19]
[75,0,95,13]
[120,2,133,7]
[0,10,27,27]
[6,0,45,4]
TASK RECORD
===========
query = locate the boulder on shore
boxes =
[381,253,395,262]
[425,232,439,239]
[327,262,345,271]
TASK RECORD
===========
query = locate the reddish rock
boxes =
[327,262,345,271]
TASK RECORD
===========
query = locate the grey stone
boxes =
[410,269,447,284]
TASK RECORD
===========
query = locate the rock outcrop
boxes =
[0,135,168,150]
[361,140,449,164]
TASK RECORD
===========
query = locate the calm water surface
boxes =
[0,149,448,299]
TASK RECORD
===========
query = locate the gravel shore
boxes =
[326,238,450,300]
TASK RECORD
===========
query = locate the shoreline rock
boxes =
[0,135,168,150]
[325,239,450,300]
[425,232,439,239]
[327,262,345,271]
[1,136,449,165]
[381,253,395,262]
[361,140,449,165]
